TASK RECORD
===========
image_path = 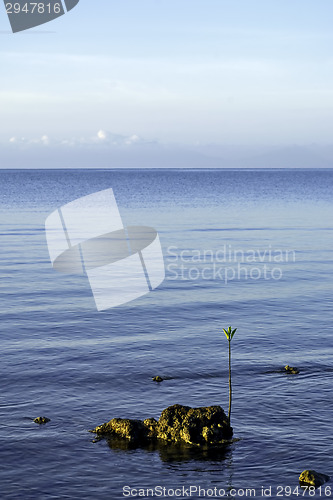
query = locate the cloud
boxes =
[8,134,50,146]
[91,130,145,147]
[9,136,26,144]
[5,130,147,149]
[125,134,141,145]
[41,135,50,145]
[97,130,107,141]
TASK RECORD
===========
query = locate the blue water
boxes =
[0,169,332,499]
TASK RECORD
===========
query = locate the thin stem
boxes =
[228,339,232,425]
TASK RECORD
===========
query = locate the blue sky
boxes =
[1,1,333,167]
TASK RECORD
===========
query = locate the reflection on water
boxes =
[104,435,233,463]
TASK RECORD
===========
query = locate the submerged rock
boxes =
[90,404,233,447]
[284,365,299,374]
[34,416,50,424]
[299,470,330,488]
[152,376,164,382]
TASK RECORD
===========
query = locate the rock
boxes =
[284,365,299,374]
[92,418,149,443]
[90,404,233,447]
[90,405,232,446]
[299,470,330,488]
[157,404,233,446]
[34,416,50,424]
[143,418,159,438]
[152,376,164,382]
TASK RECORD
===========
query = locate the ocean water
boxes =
[0,168,332,500]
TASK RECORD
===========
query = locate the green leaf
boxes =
[222,326,237,341]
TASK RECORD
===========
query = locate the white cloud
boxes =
[9,136,26,144]
[7,134,50,146]
[29,135,51,146]
[97,130,107,141]
[4,131,147,149]
[92,130,144,147]
[41,135,50,145]
[125,134,141,145]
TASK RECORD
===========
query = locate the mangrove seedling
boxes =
[223,326,237,425]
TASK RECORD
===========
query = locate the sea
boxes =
[0,168,332,500]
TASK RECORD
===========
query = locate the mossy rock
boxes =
[34,416,51,424]
[143,418,159,438]
[157,404,233,446]
[92,418,149,443]
[90,404,233,447]
[299,470,330,488]
[284,365,299,374]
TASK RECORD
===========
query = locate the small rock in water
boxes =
[34,416,51,424]
[152,376,164,382]
[299,470,330,488]
[284,365,299,374]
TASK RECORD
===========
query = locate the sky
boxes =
[1,0,333,167]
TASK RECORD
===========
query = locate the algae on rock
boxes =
[284,365,299,374]
[299,470,330,488]
[90,404,233,447]
[92,418,148,443]
[157,404,232,445]
[34,416,51,424]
